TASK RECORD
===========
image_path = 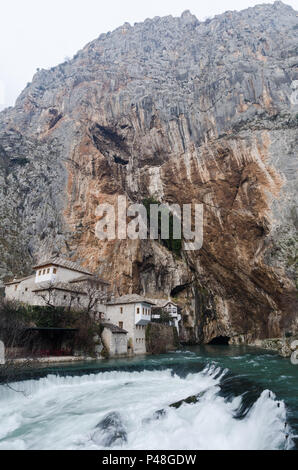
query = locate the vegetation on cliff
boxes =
[145,322,179,354]
[142,197,182,256]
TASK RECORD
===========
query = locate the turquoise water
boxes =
[0,345,297,450]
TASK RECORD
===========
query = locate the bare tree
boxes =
[73,278,110,321]
[0,299,39,390]
[37,281,58,308]
[37,281,76,312]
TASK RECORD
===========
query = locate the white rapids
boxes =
[0,364,293,450]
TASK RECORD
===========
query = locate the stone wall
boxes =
[252,335,298,358]
[146,323,179,355]
[101,327,128,357]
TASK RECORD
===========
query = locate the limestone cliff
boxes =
[0,2,297,343]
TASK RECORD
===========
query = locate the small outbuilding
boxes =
[101,323,128,357]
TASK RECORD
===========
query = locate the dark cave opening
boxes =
[170,283,191,297]
[113,155,129,165]
[208,336,230,345]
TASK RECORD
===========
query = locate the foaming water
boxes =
[0,361,293,450]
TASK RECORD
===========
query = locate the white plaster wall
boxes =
[105,303,148,354]
[101,328,128,357]
[5,276,42,305]
[35,266,84,284]
[106,303,135,338]
[5,278,87,309]
[102,327,113,355]
[35,266,57,284]
[113,333,128,356]
[134,302,152,324]
[164,303,178,315]
[134,324,147,354]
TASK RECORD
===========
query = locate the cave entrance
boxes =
[170,283,190,297]
[208,336,230,345]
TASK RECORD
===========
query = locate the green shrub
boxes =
[0,300,102,356]
[142,198,182,256]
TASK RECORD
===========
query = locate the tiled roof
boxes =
[4,274,35,286]
[136,319,150,326]
[106,294,156,306]
[101,322,128,334]
[32,281,86,295]
[69,274,110,285]
[32,257,93,275]
[148,299,178,308]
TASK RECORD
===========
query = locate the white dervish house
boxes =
[150,299,181,331]
[4,257,180,356]
[105,294,155,355]
[4,257,109,314]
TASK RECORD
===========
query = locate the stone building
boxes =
[4,257,110,315]
[150,300,181,331]
[101,323,128,357]
[4,258,180,357]
[105,294,155,354]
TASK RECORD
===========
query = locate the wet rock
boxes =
[144,391,204,423]
[169,391,205,409]
[143,408,167,424]
[92,412,127,447]
[253,335,298,358]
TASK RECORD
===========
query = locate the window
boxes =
[53,268,57,274]
[14,285,17,291]
[47,268,50,274]
[120,307,123,314]
[38,271,41,276]
[119,321,123,329]
[143,308,145,315]
[64,295,67,300]
[137,307,140,314]
[25,288,28,292]
[42,269,46,275]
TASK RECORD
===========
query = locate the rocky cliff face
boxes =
[0,1,297,343]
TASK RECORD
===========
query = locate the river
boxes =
[0,345,297,450]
